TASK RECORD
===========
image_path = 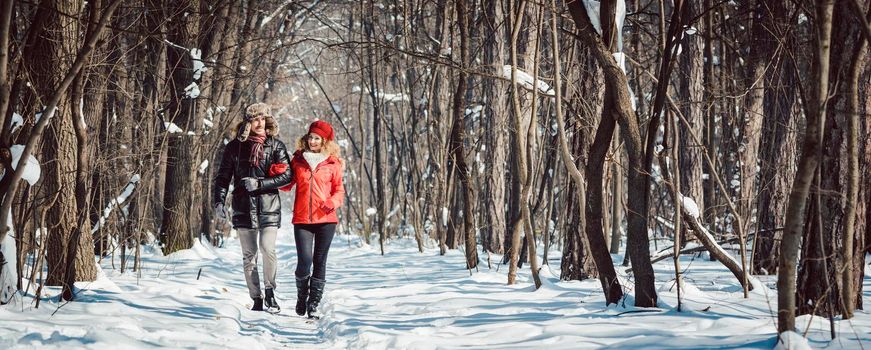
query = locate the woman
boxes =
[284,120,345,319]
[213,102,291,313]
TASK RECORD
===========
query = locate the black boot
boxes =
[307,278,326,319]
[264,289,280,314]
[295,276,310,316]
[251,297,264,311]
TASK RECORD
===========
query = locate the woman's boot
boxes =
[307,278,326,319]
[295,276,310,316]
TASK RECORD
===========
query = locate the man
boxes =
[213,103,292,313]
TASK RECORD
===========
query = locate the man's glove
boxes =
[215,203,227,220]
[242,177,260,192]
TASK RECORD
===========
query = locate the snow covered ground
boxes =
[1,227,869,349]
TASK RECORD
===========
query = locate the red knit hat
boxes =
[308,120,334,141]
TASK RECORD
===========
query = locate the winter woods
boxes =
[0,0,868,340]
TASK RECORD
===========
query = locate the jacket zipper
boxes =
[305,156,329,222]
[252,140,270,228]
[309,168,314,222]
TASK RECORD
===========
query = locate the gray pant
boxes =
[238,227,278,299]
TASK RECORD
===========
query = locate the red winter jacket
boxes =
[270,150,345,224]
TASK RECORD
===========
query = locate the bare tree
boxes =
[0,0,120,300]
[778,0,833,334]
[751,0,797,275]
[552,0,620,302]
[159,0,202,254]
[449,0,478,269]
[568,0,658,307]
[678,0,705,244]
[480,0,509,255]
[796,1,867,320]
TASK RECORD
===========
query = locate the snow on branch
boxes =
[164,122,184,133]
[91,175,141,235]
[260,0,295,28]
[191,48,206,80]
[582,0,603,35]
[10,113,23,134]
[501,65,554,96]
[10,144,41,186]
[351,86,410,103]
[582,0,627,51]
[163,39,206,94]
[184,82,200,99]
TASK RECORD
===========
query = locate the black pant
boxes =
[294,223,336,280]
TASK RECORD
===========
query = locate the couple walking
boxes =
[212,103,345,319]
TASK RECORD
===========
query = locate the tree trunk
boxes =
[678,0,705,240]
[567,0,657,307]
[450,0,477,269]
[718,7,739,239]
[610,135,623,254]
[63,0,117,300]
[0,1,119,290]
[83,1,116,258]
[160,0,201,254]
[507,0,530,285]
[34,0,99,287]
[797,2,866,318]
[737,0,768,234]
[581,0,623,294]
[778,0,833,333]
[859,48,871,313]
[194,0,229,245]
[584,100,624,304]
[560,85,596,280]
[839,1,868,319]
[364,0,387,255]
[481,0,508,254]
[752,0,796,275]
[702,0,718,228]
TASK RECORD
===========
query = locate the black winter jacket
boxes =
[213,137,293,229]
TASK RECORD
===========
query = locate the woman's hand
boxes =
[321,200,335,214]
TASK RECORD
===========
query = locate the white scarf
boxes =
[303,151,328,170]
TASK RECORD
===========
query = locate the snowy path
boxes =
[1,228,330,349]
[1,226,870,349]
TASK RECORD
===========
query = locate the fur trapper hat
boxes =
[236,102,279,141]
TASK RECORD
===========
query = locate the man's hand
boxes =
[215,203,227,220]
[242,177,260,192]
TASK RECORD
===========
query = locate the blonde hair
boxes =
[297,133,341,159]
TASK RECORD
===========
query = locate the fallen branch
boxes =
[648,223,785,265]
[656,151,753,291]
[649,234,752,265]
